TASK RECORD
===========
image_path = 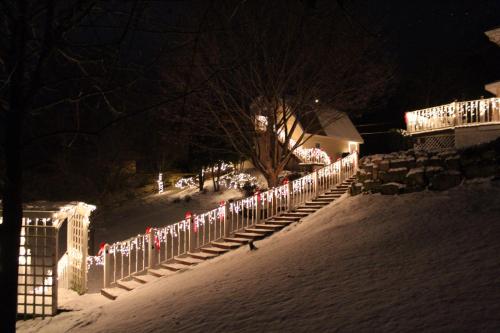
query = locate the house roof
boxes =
[260,97,364,144]
[485,27,500,46]
[295,105,364,143]
[318,111,364,143]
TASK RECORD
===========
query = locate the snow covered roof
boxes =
[292,106,364,143]
[485,26,500,46]
[0,201,96,228]
[317,111,364,143]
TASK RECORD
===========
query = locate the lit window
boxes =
[255,115,268,133]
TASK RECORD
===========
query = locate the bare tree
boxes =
[172,0,394,187]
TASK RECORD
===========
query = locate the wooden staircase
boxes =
[101,177,355,300]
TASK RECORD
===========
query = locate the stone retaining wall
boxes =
[351,138,500,195]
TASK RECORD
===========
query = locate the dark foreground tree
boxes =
[0,1,199,330]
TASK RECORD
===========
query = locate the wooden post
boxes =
[255,193,261,225]
[287,181,294,212]
[313,170,319,199]
[103,244,111,288]
[224,202,231,237]
[148,229,157,268]
[188,215,196,253]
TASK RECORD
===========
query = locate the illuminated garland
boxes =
[277,130,331,165]
[218,171,258,189]
[157,173,164,194]
[87,154,357,272]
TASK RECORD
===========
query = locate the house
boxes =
[284,108,363,163]
[404,26,500,151]
[252,101,363,167]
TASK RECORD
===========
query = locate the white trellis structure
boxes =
[95,152,358,290]
[0,201,95,318]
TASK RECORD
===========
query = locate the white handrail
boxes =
[95,152,358,288]
[405,97,500,134]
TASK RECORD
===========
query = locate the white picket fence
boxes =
[98,152,358,289]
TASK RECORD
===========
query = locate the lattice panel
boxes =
[414,134,455,151]
[17,219,58,318]
[67,211,88,294]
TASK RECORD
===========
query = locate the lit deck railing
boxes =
[405,97,500,134]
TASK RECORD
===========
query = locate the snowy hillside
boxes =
[18,179,500,332]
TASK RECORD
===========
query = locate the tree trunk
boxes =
[214,162,221,192]
[211,166,217,192]
[1,109,24,332]
[198,170,204,192]
[263,170,280,188]
[1,6,27,331]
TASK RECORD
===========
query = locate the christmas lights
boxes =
[157,173,164,194]
[277,130,331,165]
[405,97,500,133]
[86,153,357,275]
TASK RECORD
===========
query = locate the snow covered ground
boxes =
[18,178,500,332]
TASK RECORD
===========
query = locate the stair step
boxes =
[132,274,156,284]
[233,232,266,239]
[311,199,333,203]
[280,212,309,217]
[211,241,242,249]
[266,220,294,226]
[189,251,219,260]
[273,216,300,221]
[223,237,250,244]
[161,262,190,272]
[148,268,174,277]
[304,201,328,206]
[318,193,342,199]
[201,246,230,254]
[244,228,274,235]
[175,256,204,265]
[101,287,128,300]
[254,223,285,230]
[116,279,142,291]
[295,208,318,213]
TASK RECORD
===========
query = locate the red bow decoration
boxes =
[97,242,106,256]
[154,235,161,250]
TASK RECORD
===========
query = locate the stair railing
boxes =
[97,152,358,289]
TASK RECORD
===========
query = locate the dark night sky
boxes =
[78,0,500,151]
[321,0,500,154]
[132,0,500,128]
[355,0,500,127]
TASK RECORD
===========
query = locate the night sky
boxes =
[356,0,500,124]
[330,0,500,153]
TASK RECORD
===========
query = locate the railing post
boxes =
[313,170,319,198]
[287,181,294,212]
[148,229,157,268]
[188,215,196,253]
[103,244,111,288]
[224,202,231,237]
[255,193,261,225]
